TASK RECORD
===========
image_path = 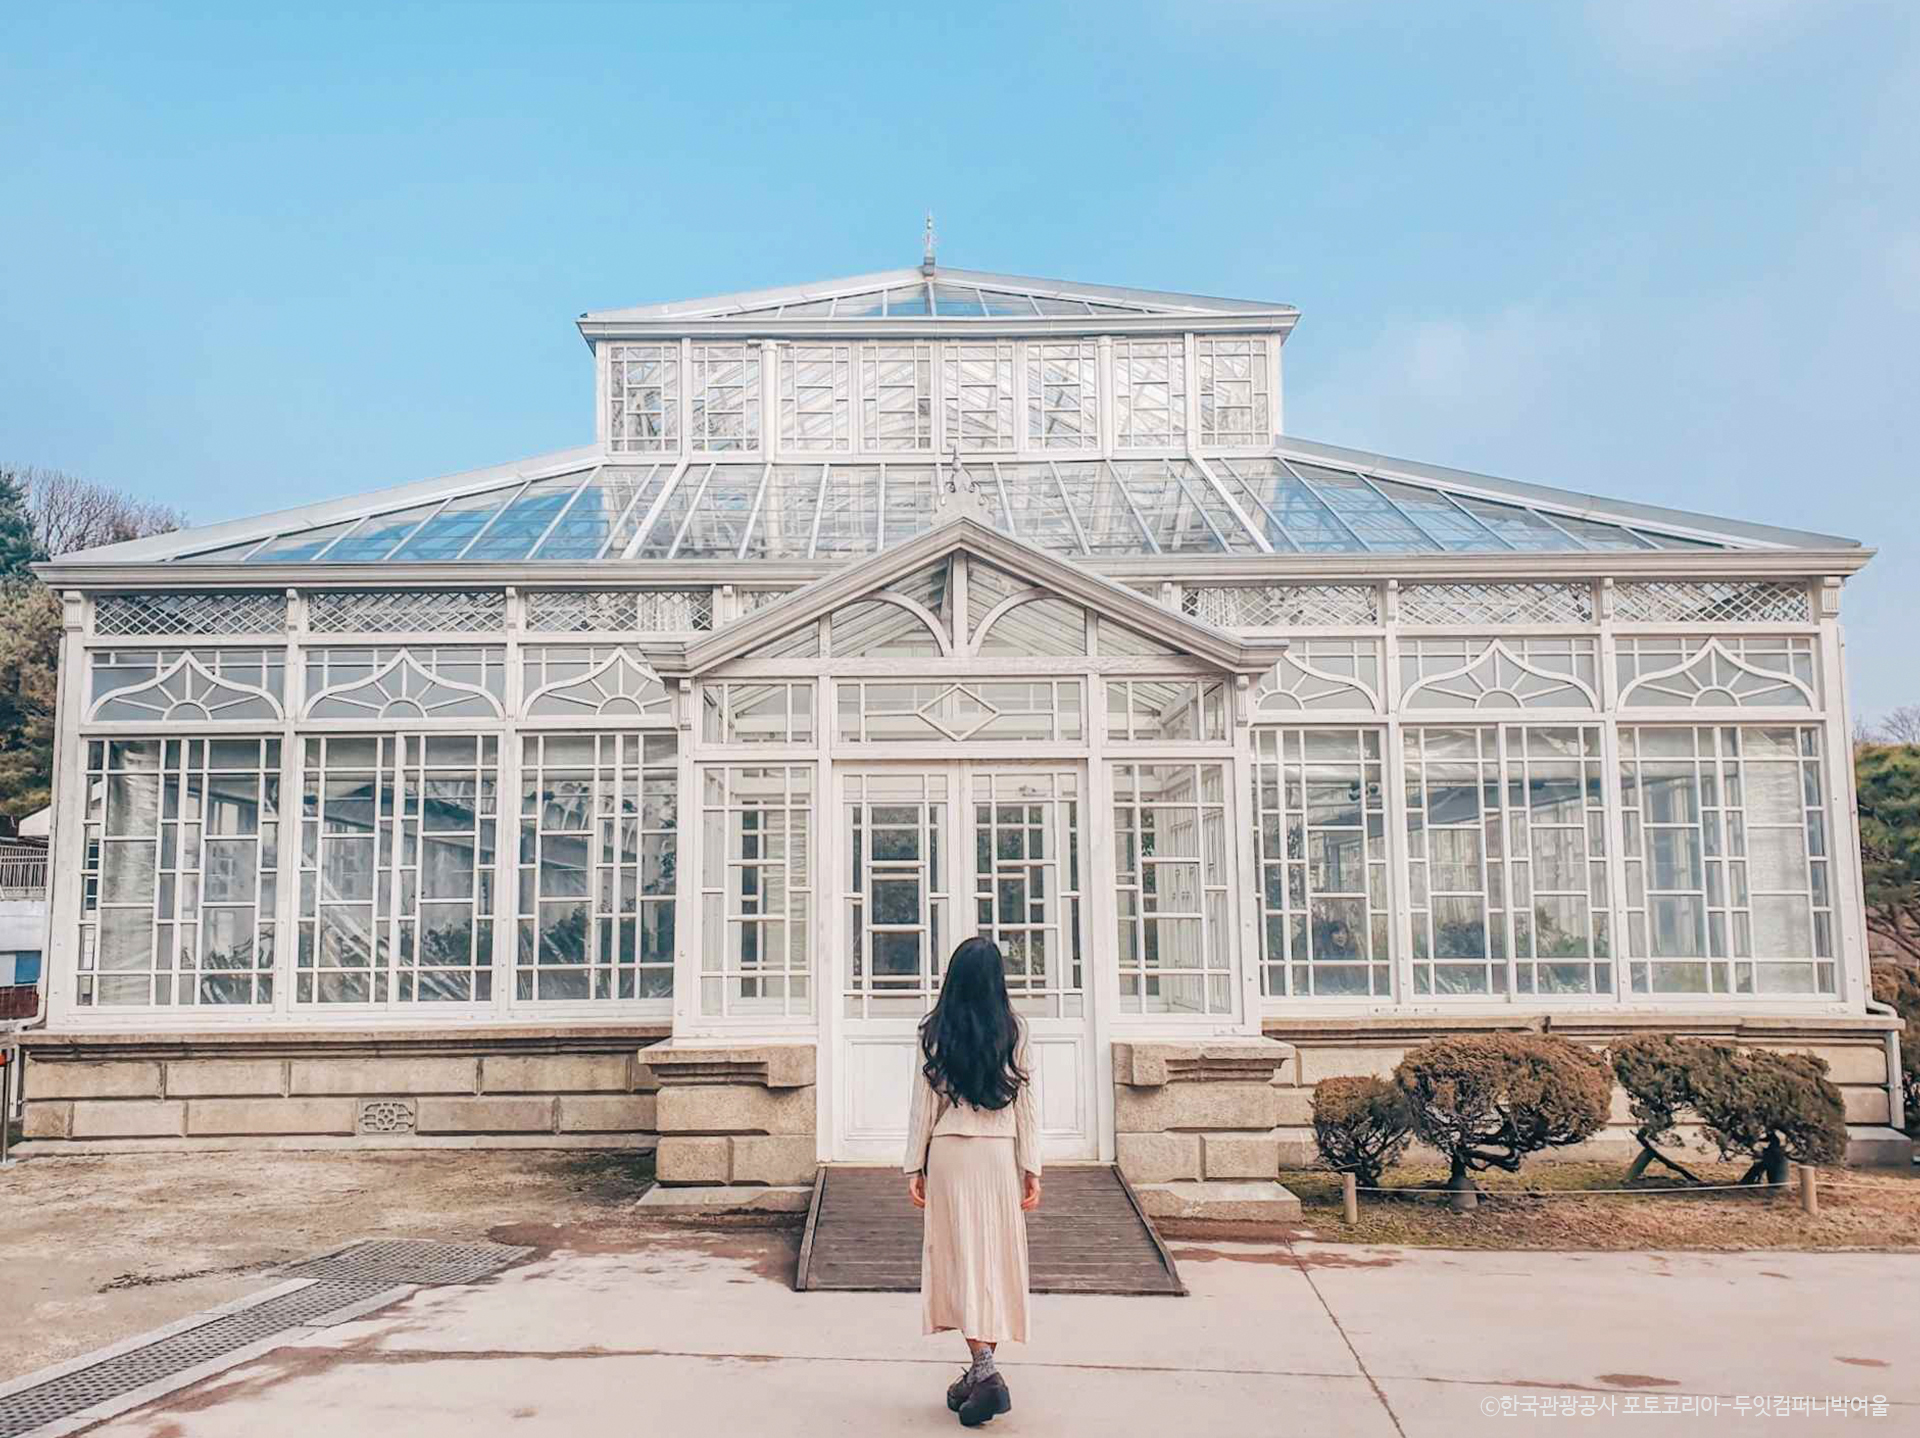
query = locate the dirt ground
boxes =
[0,1149,666,1383]
[5,1149,1917,1387]
[1262,1159,1920,1251]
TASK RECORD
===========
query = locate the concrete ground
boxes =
[71,1230,1913,1438]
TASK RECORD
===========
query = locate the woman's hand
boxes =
[907,1174,927,1209]
[1021,1172,1042,1211]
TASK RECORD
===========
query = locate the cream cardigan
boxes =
[902,1021,1042,1178]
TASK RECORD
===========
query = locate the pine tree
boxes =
[0,472,44,583]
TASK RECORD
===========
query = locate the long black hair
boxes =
[920,937,1026,1111]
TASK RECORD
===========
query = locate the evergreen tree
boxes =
[1857,742,1920,962]
[0,472,44,583]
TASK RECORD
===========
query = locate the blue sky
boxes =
[2,1,1914,716]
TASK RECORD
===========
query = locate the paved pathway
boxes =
[81,1231,1913,1437]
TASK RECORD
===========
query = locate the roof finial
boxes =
[921,211,937,274]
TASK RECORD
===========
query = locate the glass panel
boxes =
[389,485,523,561]
[943,343,1016,451]
[318,504,443,564]
[1112,338,1186,449]
[244,520,363,564]
[517,732,676,1002]
[1364,479,1505,551]
[607,343,680,454]
[297,734,498,1005]
[1289,466,1442,552]
[1216,458,1357,552]
[1252,728,1391,998]
[746,465,826,560]
[532,467,662,560]
[699,765,813,1018]
[1450,496,1581,551]
[1026,341,1099,450]
[1112,762,1234,1015]
[633,465,712,559]
[971,770,1084,1019]
[813,464,881,559]
[673,465,767,558]
[778,344,852,453]
[859,344,934,452]
[1196,337,1270,445]
[842,771,947,1018]
[463,474,590,561]
[78,737,279,1007]
[930,283,987,317]
[689,343,762,452]
[1618,726,1832,996]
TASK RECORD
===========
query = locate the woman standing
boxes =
[904,937,1042,1427]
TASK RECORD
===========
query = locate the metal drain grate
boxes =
[0,1242,531,1437]
[0,1280,389,1438]
[283,1240,531,1286]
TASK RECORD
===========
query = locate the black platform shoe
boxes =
[958,1373,1011,1427]
[947,1369,976,1412]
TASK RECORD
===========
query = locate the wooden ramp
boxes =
[796,1164,1185,1296]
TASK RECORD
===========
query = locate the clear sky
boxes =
[2,1,1914,717]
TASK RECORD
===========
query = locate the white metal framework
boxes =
[31,258,1878,1165]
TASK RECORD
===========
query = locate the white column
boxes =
[42,591,90,1028]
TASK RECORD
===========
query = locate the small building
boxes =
[16,260,1904,1210]
[0,812,48,1022]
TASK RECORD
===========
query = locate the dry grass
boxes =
[1280,1160,1920,1250]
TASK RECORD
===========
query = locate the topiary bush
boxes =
[1687,1046,1849,1187]
[1611,1034,1720,1183]
[1870,962,1920,1132]
[1310,1076,1413,1188]
[1394,1034,1612,1209]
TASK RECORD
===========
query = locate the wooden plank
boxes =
[793,1165,829,1292]
[801,1164,1184,1296]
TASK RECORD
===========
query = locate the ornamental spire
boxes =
[921,211,937,274]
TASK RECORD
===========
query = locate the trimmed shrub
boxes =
[1870,962,1920,1132]
[1611,1034,1718,1183]
[1688,1047,1848,1186]
[1311,1076,1413,1188]
[1394,1035,1612,1202]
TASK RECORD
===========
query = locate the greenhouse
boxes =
[17,261,1904,1204]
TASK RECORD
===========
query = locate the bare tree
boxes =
[1880,705,1920,745]
[2,463,185,557]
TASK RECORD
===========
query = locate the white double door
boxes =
[830,762,1100,1163]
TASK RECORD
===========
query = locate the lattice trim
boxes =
[525,649,671,719]
[1401,637,1600,710]
[94,591,287,637]
[87,653,285,723]
[307,590,507,634]
[1398,582,1593,626]
[524,589,715,633]
[305,651,504,720]
[1612,580,1811,625]
[738,589,795,616]
[1182,584,1378,628]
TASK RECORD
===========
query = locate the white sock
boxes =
[969,1347,997,1380]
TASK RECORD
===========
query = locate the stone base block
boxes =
[18,1028,668,1151]
[1134,1179,1303,1223]
[1202,1132,1281,1180]
[1115,1131,1201,1184]
[635,1183,813,1216]
[1845,1126,1914,1168]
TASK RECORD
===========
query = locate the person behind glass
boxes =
[904,937,1042,1427]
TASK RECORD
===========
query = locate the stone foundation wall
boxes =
[644,1040,817,1191]
[1260,1013,1908,1170]
[16,1026,668,1153]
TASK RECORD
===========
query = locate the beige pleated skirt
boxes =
[922,1135,1030,1344]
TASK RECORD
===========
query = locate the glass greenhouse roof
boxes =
[168,451,1738,565]
[579,265,1296,324]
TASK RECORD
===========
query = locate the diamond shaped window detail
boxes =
[917,684,998,740]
